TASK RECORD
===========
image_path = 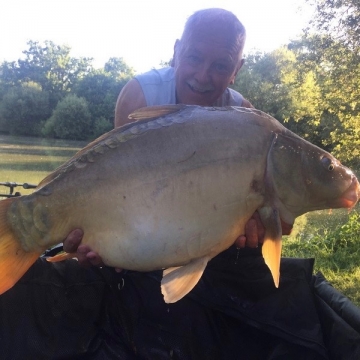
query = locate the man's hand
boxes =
[235,212,265,248]
[63,229,105,268]
[234,211,293,248]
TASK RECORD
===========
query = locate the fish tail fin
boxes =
[0,198,41,294]
[161,256,209,303]
[262,237,282,288]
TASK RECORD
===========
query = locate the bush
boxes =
[92,116,113,139]
[42,94,92,140]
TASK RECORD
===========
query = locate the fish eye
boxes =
[321,156,335,171]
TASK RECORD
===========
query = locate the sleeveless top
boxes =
[135,67,244,106]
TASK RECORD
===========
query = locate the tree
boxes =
[75,58,134,137]
[235,49,321,122]
[42,94,92,140]
[104,57,134,80]
[0,82,50,136]
[1,41,93,108]
[288,0,360,165]
[306,0,360,50]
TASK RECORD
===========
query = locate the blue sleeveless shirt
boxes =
[135,67,244,106]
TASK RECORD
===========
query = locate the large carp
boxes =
[0,105,359,303]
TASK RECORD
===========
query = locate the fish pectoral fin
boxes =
[0,198,42,294]
[128,104,185,121]
[161,256,209,303]
[258,206,282,288]
[46,251,77,262]
[262,237,282,288]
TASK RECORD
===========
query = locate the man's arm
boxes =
[114,79,147,128]
[241,98,254,108]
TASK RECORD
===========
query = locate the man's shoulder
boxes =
[136,67,175,86]
[216,87,244,106]
[228,87,243,103]
[135,67,176,106]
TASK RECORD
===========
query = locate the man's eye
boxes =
[214,63,231,74]
[187,55,201,64]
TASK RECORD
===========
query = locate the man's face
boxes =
[173,32,244,106]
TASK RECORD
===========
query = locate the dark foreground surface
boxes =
[1,247,359,360]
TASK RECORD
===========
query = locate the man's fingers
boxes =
[63,229,84,252]
[234,235,246,248]
[244,218,258,248]
[86,251,105,267]
[75,244,91,266]
[251,212,265,243]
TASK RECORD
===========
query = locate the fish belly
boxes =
[81,161,261,270]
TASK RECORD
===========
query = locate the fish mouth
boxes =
[329,175,360,209]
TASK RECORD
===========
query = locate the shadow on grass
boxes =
[0,147,79,158]
[0,134,87,149]
[0,161,65,172]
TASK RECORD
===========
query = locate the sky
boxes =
[1,0,314,74]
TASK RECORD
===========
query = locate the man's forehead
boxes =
[181,33,242,60]
[182,25,242,50]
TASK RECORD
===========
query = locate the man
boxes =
[115,7,252,126]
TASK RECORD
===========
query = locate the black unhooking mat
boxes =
[0,247,359,360]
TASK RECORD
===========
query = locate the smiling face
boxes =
[173,29,244,106]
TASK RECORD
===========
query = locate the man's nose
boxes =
[194,66,211,84]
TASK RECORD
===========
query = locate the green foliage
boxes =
[0,82,50,136]
[234,48,327,149]
[288,0,360,166]
[104,57,135,80]
[235,48,320,120]
[43,94,92,140]
[0,41,137,140]
[1,41,93,108]
[74,69,128,127]
[74,60,132,135]
[306,0,360,50]
[235,33,360,166]
[288,32,360,164]
[92,116,113,138]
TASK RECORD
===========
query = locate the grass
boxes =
[283,206,360,306]
[0,134,86,196]
[0,134,359,306]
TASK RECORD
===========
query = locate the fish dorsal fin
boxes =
[258,206,283,288]
[161,255,210,303]
[128,104,186,121]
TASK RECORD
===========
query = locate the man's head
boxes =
[173,8,246,106]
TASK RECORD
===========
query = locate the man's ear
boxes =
[230,58,245,84]
[171,39,181,67]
